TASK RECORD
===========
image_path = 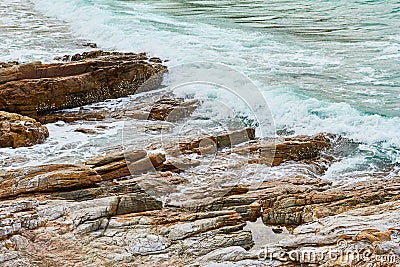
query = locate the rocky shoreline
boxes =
[0,52,399,266]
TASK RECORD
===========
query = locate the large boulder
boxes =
[0,111,49,148]
[0,51,167,116]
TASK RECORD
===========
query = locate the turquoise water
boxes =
[1,0,399,180]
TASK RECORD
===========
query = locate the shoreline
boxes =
[0,52,399,266]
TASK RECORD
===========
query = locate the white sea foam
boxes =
[1,0,398,179]
[265,89,400,147]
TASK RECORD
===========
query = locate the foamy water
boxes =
[0,0,399,182]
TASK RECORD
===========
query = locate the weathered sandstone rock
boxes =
[33,112,106,124]
[183,174,400,228]
[0,51,167,116]
[74,128,97,134]
[0,164,101,199]
[260,176,400,226]
[85,150,167,180]
[147,98,199,122]
[261,200,400,266]
[232,133,333,166]
[164,127,256,156]
[0,175,253,266]
[0,111,48,148]
[33,97,198,124]
[186,176,331,221]
[1,128,393,266]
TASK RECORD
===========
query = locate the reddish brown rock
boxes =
[0,51,167,116]
[128,153,166,175]
[0,111,49,148]
[86,150,146,180]
[262,200,400,266]
[1,128,398,266]
[169,128,256,156]
[74,128,97,134]
[121,97,199,123]
[33,97,198,124]
[86,150,147,167]
[33,112,105,124]
[0,164,101,199]
[86,150,168,180]
[148,98,199,122]
[232,133,333,166]
[157,157,201,173]
[190,173,399,227]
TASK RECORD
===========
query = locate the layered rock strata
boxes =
[0,51,167,116]
[0,111,48,148]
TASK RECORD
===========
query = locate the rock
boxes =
[85,150,166,181]
[0,164,101,199]
[0,199,43,240]
[34,112,105,124]
[149,57,163,63]
[197,246,250,262]
[68,50,148,62]
[260,176,400,226]
[248,202,262,222]
[153,210,254,258]
[189,177,325,223]
[266,200,400,266]
[0,51,167,116]
[148,98,199,122]
[74,128,97,134]
[0,61,18,69]
[95,125,108,129]
[128,153,166,175]
[49,179,143,201]
[122,97,199,122]
[232,133,333,166]
[33,97,198,124]
[271,227,283,234]
[169,128,256,156]
[2,129,397,266]
[272,133,333,165]
[0,111,49,148]
[81,42,97,48]
[0,145,190,200]
[157,157,201,173]
[86,150,147,167]
[116,193,163,215]
[0,194,253,266]
[0,177,163,235]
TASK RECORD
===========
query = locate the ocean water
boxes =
[0,0,399,182]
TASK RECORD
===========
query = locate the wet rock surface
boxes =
[1,127,397,265]
[1,55,399,266]
[34,112,105,124]
[33,97,199,124]
[0,51,166,116]
[3,126,390,266]
[0,111,49,148]
[229,133,333,166]
[0,126,326,260]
